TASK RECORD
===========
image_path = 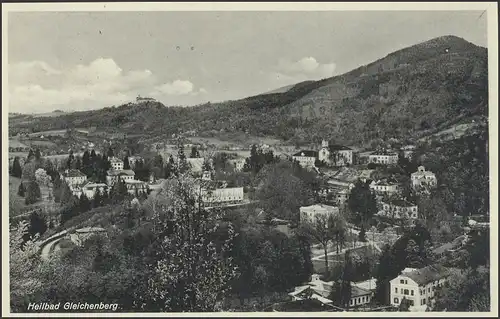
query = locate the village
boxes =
[8,128,489,312]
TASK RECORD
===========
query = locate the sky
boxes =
[7,10,488,114]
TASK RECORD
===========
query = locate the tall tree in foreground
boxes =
[298,214,341,274]
[145,177,237,312]
[347,180,377,227]
[10,221,45,312]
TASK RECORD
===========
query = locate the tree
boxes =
[27,149,35,162]
[78,193,91,213]
[10,221,45,312]
[92,188,103,208]
[27,210,48,239]
[177,145,189,174]
[347,180,378,227]
[255,162,312,222]
[144,177,237,311]
[124,156,131,170]
[434,267,490,311]
[35,168,50,187]
[60,195,79,224]
[82,150,91,176]
[34,149,42,161]
[190,146,200,158]
[12,157,23,178]
[399,296,411,311]
[73,156,82,170]
[374,244,400,305]
[25,181,42,205]
[339,250,355,308]
[17,182,26,197]
[299,214,341,273]
[107,147,114,159]
[59,181,74,207]
[66,150,74,170]
[358,225,367,242]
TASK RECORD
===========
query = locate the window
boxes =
[428,288,430,293]
[411,290,414,296]
[409,300,414,306]
[423,299,426,305]
[404,289,409,295]
[395,287,398,293]
[400,280,404,284]
[394,298,399,304]
[405,280,408,284]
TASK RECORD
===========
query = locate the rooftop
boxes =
[293,150,319,158]
[325,144,353,151]
[107,169,135,176]
[401,264,452,286]
[62,169,86,178]
[300,204,339,214]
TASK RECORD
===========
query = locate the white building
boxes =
[289,274,375,308]
[228,158,246,171]
[411,166,437,190]
[61,169,87,188]
[124,179,149,195]
[368,151,399,165]
[390,265,452,312]
[292,150,318,169]
[109,157,124,171]
[318,140,353,166]
[379,199,418,220]
[106,169,135,186]
[73,182,108,199]
[300,204,340,224]
[369,180,400,196]
[201,187,244,206]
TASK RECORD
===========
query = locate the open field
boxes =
[9,177,53,217]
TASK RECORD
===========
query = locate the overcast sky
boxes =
[8,10,488,113]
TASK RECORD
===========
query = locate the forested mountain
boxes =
[9,35,488,147]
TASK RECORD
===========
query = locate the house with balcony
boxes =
[72,182,108,199]
[390,265,452,312]
[124,179,149,195]
[318,140,354,167]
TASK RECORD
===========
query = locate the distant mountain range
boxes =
[9,35,488,147]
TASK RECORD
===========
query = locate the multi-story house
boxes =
[72,182,108,199]
[109,157,124,171]
[369,179,400,196]
[299,204,340,224]
[292,150,318,169]
[411,166,437,190]
[61,169,88,188]
[379,198,418,220]
[124,179,149,195]
[390,265,452,311]
[106,169,135,186]
[368,151,399,165]
[318,140,354,166]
